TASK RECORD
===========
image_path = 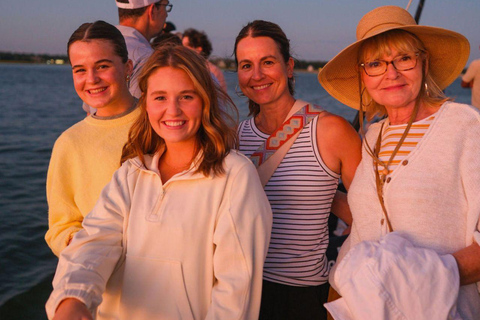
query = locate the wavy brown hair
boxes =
[121,45,238,176]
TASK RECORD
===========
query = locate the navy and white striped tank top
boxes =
[238,116,340,286]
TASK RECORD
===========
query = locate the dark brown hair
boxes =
[233,20,295,116]
[151,32,182,49]
[67,20,128,64]
[183,28,212,58]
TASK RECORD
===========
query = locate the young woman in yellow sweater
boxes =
[45,21,140,256]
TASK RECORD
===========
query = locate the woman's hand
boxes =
[452,241,480,285]
[53,298,92,320]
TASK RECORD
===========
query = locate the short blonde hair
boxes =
[121,45,238,176]
[358,30,448,120]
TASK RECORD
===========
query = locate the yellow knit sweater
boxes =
[45,107,141,256]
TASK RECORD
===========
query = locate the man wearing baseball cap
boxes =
[115,0,172,98]
[83,1,172,115]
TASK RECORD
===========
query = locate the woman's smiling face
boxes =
[236,36,294,108]
[69,39,132,116]
[361,47,423,113]
[146,67,203,149]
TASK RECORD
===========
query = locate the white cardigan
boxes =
[332,102,480,318]
[46,150,272,320]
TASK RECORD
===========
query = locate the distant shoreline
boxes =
[0,60,321,73]
[0,60,67,64]
[0,51,68,65]
[0,51,327,70]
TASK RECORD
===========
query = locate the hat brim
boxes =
[318,25,470,110]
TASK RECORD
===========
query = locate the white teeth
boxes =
[164,121,185,127]
[253,84,270,90]
[88,88,107,94]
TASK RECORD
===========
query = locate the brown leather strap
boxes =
[371,103,420,233]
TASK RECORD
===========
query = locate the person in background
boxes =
[150,20,181,48]
[234,20,362,320]
[461,45,480,110]
[182,28,228,92]
[46,45,272,320]
[151,31,182,49]
[45,21,140,256]
[83,0,172,115]
[115,0,171,98]
[319,6,480,318]
[163,20,176,33]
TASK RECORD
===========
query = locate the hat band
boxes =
[359,22,410,40]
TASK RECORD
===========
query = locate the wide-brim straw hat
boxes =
[318,5,470,110]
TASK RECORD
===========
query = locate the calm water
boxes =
[0,63,471,310]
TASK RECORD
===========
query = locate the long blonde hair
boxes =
[358,30,449,120]
[121,45,238,176]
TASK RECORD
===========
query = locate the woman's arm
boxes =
[206,160,272,320]
[316,113,362,223]
[45,136,84,256]
[456,107,480,286]
[331,191,353,226]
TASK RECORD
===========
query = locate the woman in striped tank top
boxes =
[234,20,362,319]
[319,6,480,318]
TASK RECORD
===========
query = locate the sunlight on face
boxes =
[236,36,294,108]
[146,67,203,149]
[69,39,132,116]
[361,47,423,113]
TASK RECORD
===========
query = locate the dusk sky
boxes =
[1,0,479,64]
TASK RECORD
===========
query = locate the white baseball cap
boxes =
[115,0,159,9]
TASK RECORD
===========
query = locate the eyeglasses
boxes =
[360,53,420,77]
[156,2,173,12]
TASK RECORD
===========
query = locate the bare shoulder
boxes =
[316,111,358,139]
[315,111,361,179]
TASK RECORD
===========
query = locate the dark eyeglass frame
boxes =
[359,52,421,77]
[156,2,173,12]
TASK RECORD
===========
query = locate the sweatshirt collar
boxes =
[130,146,211,182]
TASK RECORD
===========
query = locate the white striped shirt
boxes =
[238,116,340,286]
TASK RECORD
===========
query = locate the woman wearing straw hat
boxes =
[319,5,480,318]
